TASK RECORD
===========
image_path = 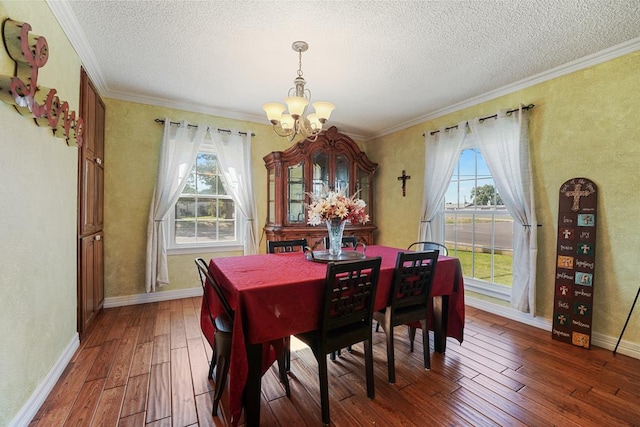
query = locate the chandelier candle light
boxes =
[307,189,369,256]
[263,41,335,141]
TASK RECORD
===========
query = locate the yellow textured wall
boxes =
[104,99,294,296]
[365,51,640,345]
[0,1,81,424]
[105,52,640,349]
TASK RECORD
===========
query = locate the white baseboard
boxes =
[10,334,80,427]
[103,287,203,308]
[465,296,640,359]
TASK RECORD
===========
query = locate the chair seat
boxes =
[297,323,370,354]
[384,305,428,324]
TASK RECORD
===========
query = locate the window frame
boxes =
[166,139,244,255]
[443,136,513,301]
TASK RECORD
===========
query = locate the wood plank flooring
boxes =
[31,298,640,426]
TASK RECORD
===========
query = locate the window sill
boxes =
[167,244,244,256]
[464,278,510,301]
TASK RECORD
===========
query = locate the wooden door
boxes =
[79,233,103,332]
[78,67,105,338]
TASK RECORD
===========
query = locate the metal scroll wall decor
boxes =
[0,19,84,147]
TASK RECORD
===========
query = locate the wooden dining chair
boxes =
[373,250,438,384]
[294,257,382,426]
[267,238,308,254]
[195,258,290,416]
[267,238,308,370]
[374,243,445,334]
[323,235,362,359]
[406,242,447,350]
[407,241,448,256]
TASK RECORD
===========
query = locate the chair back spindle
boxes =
[390,251,439,315]
[407,241,448,256]
[323,258,381,337]
[267,239,308,254]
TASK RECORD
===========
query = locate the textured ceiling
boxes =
[49,0,640,139]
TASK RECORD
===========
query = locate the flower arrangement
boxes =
[306,188,369,226]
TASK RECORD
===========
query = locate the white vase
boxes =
[326,219,347,256]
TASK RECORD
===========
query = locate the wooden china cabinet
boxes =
[263,126,378,250]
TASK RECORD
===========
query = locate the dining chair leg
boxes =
[284,336,291,371]
[208,346,216,379]
[212,351,230,416]
[384,321,396,384]
[364,338,375,399]
[408,326,416,352]
[212,332,232,416]
[276,351,291,397]
[420,319,430,370]
[318,353,331,426]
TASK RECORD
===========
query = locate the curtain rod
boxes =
[154,118,255,136]
[424,104,535,136]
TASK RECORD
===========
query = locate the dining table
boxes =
[200,245,465,427]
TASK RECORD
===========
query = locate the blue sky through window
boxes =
[445,149,494,206]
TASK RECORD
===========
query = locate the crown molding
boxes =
[106,88,268,124]
[369,36,640,140]
[46,0,108,96]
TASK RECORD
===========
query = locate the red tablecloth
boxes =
[200,245,464,426]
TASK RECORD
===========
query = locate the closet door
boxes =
[78,67,105,338]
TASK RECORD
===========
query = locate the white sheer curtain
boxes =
[145,120,206,292]
[210,129,259,255]
[418,123,467,244]
[469,106,537,314]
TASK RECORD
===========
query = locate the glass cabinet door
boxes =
[267,168,275,223]
[357,166,371,213]
[335,153,349,193]
[312,151,329,195]
[287,162,305,223]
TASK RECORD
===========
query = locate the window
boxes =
[168,144,242,252]
[444,147,513,300]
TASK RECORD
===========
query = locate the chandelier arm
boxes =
[298,120,321,139]
[271,125,296,139]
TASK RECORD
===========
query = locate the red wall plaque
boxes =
[551,177,597,348]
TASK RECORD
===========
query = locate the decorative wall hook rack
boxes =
[0,19,84,146]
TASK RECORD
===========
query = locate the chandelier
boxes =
[263,41,335,141]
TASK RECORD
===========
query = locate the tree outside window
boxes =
[174,152,236,245]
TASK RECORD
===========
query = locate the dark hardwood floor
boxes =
[31,297,640,426]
